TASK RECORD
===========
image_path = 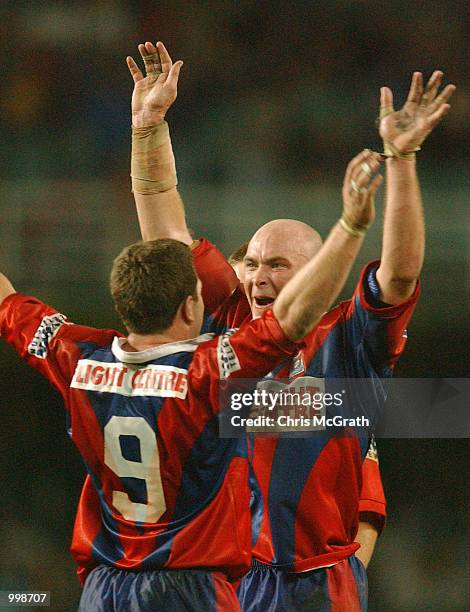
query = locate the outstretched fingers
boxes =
[380,87,394,119]
[403,72,423,113]
[426,103,452,130]
[139,42,162,77]
[156,41,173,74]
[127,56,143,83]
[165,60,184,90]
[424,79,455,133]
[421,70,443,106]
[429,83,456,111]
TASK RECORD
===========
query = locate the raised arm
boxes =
[274,150,383,341]
[127,41,192,245]
[376,71,455,304]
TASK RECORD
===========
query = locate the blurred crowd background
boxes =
[0,1,468,610]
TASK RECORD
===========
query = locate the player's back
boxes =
[68,334,252,579]
[1,292,300,611]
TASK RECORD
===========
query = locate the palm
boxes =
[379,71,455,154]
[127,41,183,123]
[380,107,430,153]
[132,74,176,115]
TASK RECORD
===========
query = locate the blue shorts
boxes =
[236,556,368,612]
[79,565,241,612]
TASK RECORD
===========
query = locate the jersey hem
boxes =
[253,542,360,573]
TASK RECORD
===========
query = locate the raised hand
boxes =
[127,41,183,127]
[379,71,456,157]
[341,149,383,233]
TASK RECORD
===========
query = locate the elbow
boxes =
[388,274,419,290]
[378,276,418,305]
[376,266,420,302]
[378,255,423,287]
[274,299,321,342]
[277,310,313,342]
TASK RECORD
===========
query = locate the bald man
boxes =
[127,42,454,611]
[227,235,386,560]
[243,219,322,317]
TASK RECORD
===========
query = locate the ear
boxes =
[180,295,196,325]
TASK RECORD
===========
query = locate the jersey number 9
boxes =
[104,416,166,523]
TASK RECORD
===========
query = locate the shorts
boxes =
[236,556,368,612]
[78,565,241,612]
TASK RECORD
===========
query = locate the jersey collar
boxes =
[111,333,214,364]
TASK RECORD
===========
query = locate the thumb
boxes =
[380,87,394,119]
[166,60,184,88]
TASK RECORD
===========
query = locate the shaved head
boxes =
[248,219,322,261]
[243,219,323,318]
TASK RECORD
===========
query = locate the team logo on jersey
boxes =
[366,435,379,462]
[289,351,305,377]
[250,376,327,432]
[217,328,241,379]
[71,359,188,398]
[28,313,68,359]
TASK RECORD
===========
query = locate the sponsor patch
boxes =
[71,359,188,398]
[217,329,241,379]
[28,313,68,359]
[366,435,379,462]
[289,351,305,377]
[253,376,327,432]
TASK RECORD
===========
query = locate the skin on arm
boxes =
[0,273,16,303]
[273,150,383,341]
[376,71,456,304]
[355,520,379,568]
[127,41,192,245]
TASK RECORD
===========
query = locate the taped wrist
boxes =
[339,213,370,238]
[131,121,177,194]
[383,141,420,161]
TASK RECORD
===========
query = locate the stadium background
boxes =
[0,2,467,610]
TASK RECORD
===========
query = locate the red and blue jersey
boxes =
[192,238,418,572]
[0,293,299,583]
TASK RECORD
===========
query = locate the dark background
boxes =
[0,2,468,610]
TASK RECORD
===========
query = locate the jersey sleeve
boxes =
[358,437,386,533]
[345,260,420,375]
[0,293,119,397]
[192,238,239,315]
[189,309,300,414]
[193,238,251,334]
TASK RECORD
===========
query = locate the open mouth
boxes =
[254,297,275,309]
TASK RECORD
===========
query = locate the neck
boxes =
[126,326,194,353]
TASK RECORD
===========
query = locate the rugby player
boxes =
[0,212,374,610]
[128,41,455,609]
[128,43,385,576]
[228,239,387,567]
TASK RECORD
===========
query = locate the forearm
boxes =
[0,273,16,304]
[355,521,379,568]
[135,189,192,244]
[132,118,192,245]
[376,159,424,304]
[274,222,364,341]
